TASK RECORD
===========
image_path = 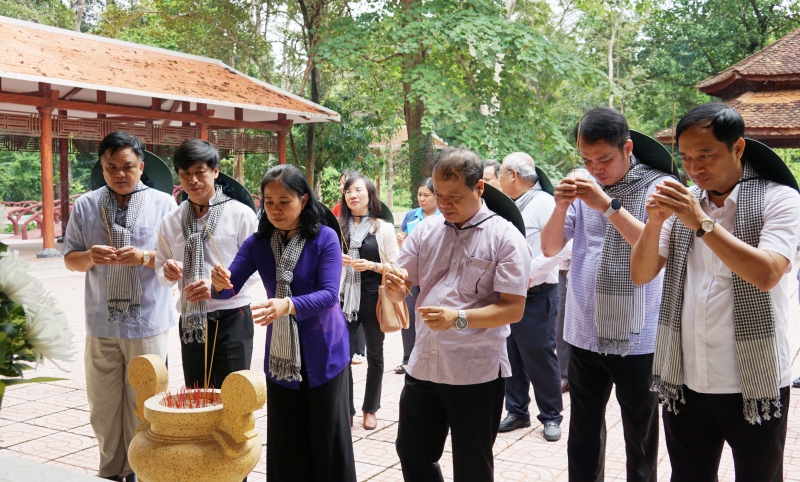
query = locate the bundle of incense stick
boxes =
[378,248,415,299]
[160,382,221,409]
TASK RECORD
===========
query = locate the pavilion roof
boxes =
[0,16,338,127]
[654,90,800,148]
[697,27,800,97]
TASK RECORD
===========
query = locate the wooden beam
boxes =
[198,123,208,141]
[151,98,162,110]
[235,108,243,121]
[0,92,292,132]
[61,87,83,100]
[182,101,191,127]
[97,90,106,119]
[278,131,287,165]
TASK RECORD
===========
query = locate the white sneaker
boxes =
[352,354,365,365]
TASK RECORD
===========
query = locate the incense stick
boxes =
[204,320,208,390]
[206,320,220,390]
[202,221,244,317]
[156,230,174,259]
[100,207,112,242]
[670,100,676,178]
[378,248,414,298]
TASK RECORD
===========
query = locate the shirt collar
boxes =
[443,200,494,231]
[700,184,740,210]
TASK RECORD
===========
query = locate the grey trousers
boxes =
[85,331,169,478]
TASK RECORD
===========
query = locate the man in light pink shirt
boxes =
[385,147,531,482]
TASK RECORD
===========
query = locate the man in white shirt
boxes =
[155,139,259,390]
[631,102,800,482]
[496,152,570,441]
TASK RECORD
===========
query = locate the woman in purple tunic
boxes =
[211,165,355,482]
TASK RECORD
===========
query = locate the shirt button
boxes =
[702,284,708,289]
[432,350,437,354]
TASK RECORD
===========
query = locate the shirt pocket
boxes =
[459,256,495,298]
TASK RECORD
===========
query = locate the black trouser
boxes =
[353,325,366,357]
[567,345,659,482]
[396,374,505,482]
[180,306,254,389]
[267,366,357,482]
[663,385,789,482]
[505,284,563,424]
[347,290,384,415]
[401,286,420,365]
[556,271,569,382]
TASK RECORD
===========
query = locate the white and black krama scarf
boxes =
[340,215,373,322]
[98,182,147,324]
[652,162,781,424]
[269,230,306,381]
[180,186,230,344]
[596,157,667,354]
[514,181,543,213]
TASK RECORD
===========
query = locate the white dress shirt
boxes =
[519,191,572,287]
[658,182,800,393]
[155,199,260,312]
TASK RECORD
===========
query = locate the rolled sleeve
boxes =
[62,198,87,255]
[492,226,532,297]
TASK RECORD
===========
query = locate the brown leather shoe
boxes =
[363,412,378,430]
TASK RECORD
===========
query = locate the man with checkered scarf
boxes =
[631,102,800,482]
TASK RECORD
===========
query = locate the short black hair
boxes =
[256,164,325,241]
[574,106,630,151]
[432,147,484,190]
[675,102,744,152]
[483,161,500,178]
[98,131,145,162]
[172,139,221,173]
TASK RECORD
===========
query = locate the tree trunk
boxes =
[304,66,320,186]
[387,149,394,209]
[608,15,618,107]
[401,0,432,207]
[74,0,85,31]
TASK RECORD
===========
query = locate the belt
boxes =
[207,306,248,321]
[528,283,557,294]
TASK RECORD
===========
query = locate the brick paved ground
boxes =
[1,238,800,481]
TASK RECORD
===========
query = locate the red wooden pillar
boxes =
[198,123,208,141]
[59,137,70,238]
[37,106,59,257]
[278,131,287,165]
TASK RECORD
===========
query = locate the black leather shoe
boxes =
[498,415,531,433]
[792,377,800,388]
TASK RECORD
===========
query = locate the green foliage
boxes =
[0,0,75,28]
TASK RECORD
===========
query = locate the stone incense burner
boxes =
[127,355,266,482]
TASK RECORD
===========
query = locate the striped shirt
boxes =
[562,177,667,355]
[398,201,531,385]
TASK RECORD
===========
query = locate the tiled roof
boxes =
[655,90,800,143]
[0,16,337,120]
[697,27,800,93]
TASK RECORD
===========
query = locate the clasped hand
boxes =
[646,179,705,230]
[553,177,611,212]
[90,245,143,267]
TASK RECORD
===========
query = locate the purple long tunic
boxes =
[216,225,350,389]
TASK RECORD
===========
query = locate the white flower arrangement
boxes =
[0,243,75,405]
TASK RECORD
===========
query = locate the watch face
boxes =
[611,199,622,210]
[701,219,715,232]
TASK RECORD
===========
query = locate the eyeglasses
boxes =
[345,187,365,196]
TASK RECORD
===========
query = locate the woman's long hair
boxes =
[338,174,382,246]
[255,165,325,240]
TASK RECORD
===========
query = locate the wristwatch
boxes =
[141,250,150,266]
[696,218,716,238]
[455,310,468,330]
[603,198,622,218]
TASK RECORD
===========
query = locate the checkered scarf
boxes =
[269,230,306,382]
[596,157,667,355]
[179,186,228,344]
[340,215,373,322]
[652,163,781,424]
[98,183,147,324]
[514,181,543,213]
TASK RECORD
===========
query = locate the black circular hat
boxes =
[481,184,526,236]
[629,130,682,179]
[742,139,799,192]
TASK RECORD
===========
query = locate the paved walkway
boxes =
[1,238,800,481]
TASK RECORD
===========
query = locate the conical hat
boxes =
[481,184,526,236]
[742,139,799,192]
[630,130,681,179]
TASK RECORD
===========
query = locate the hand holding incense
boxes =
[202,221,244,317]
[378,248,414,298]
